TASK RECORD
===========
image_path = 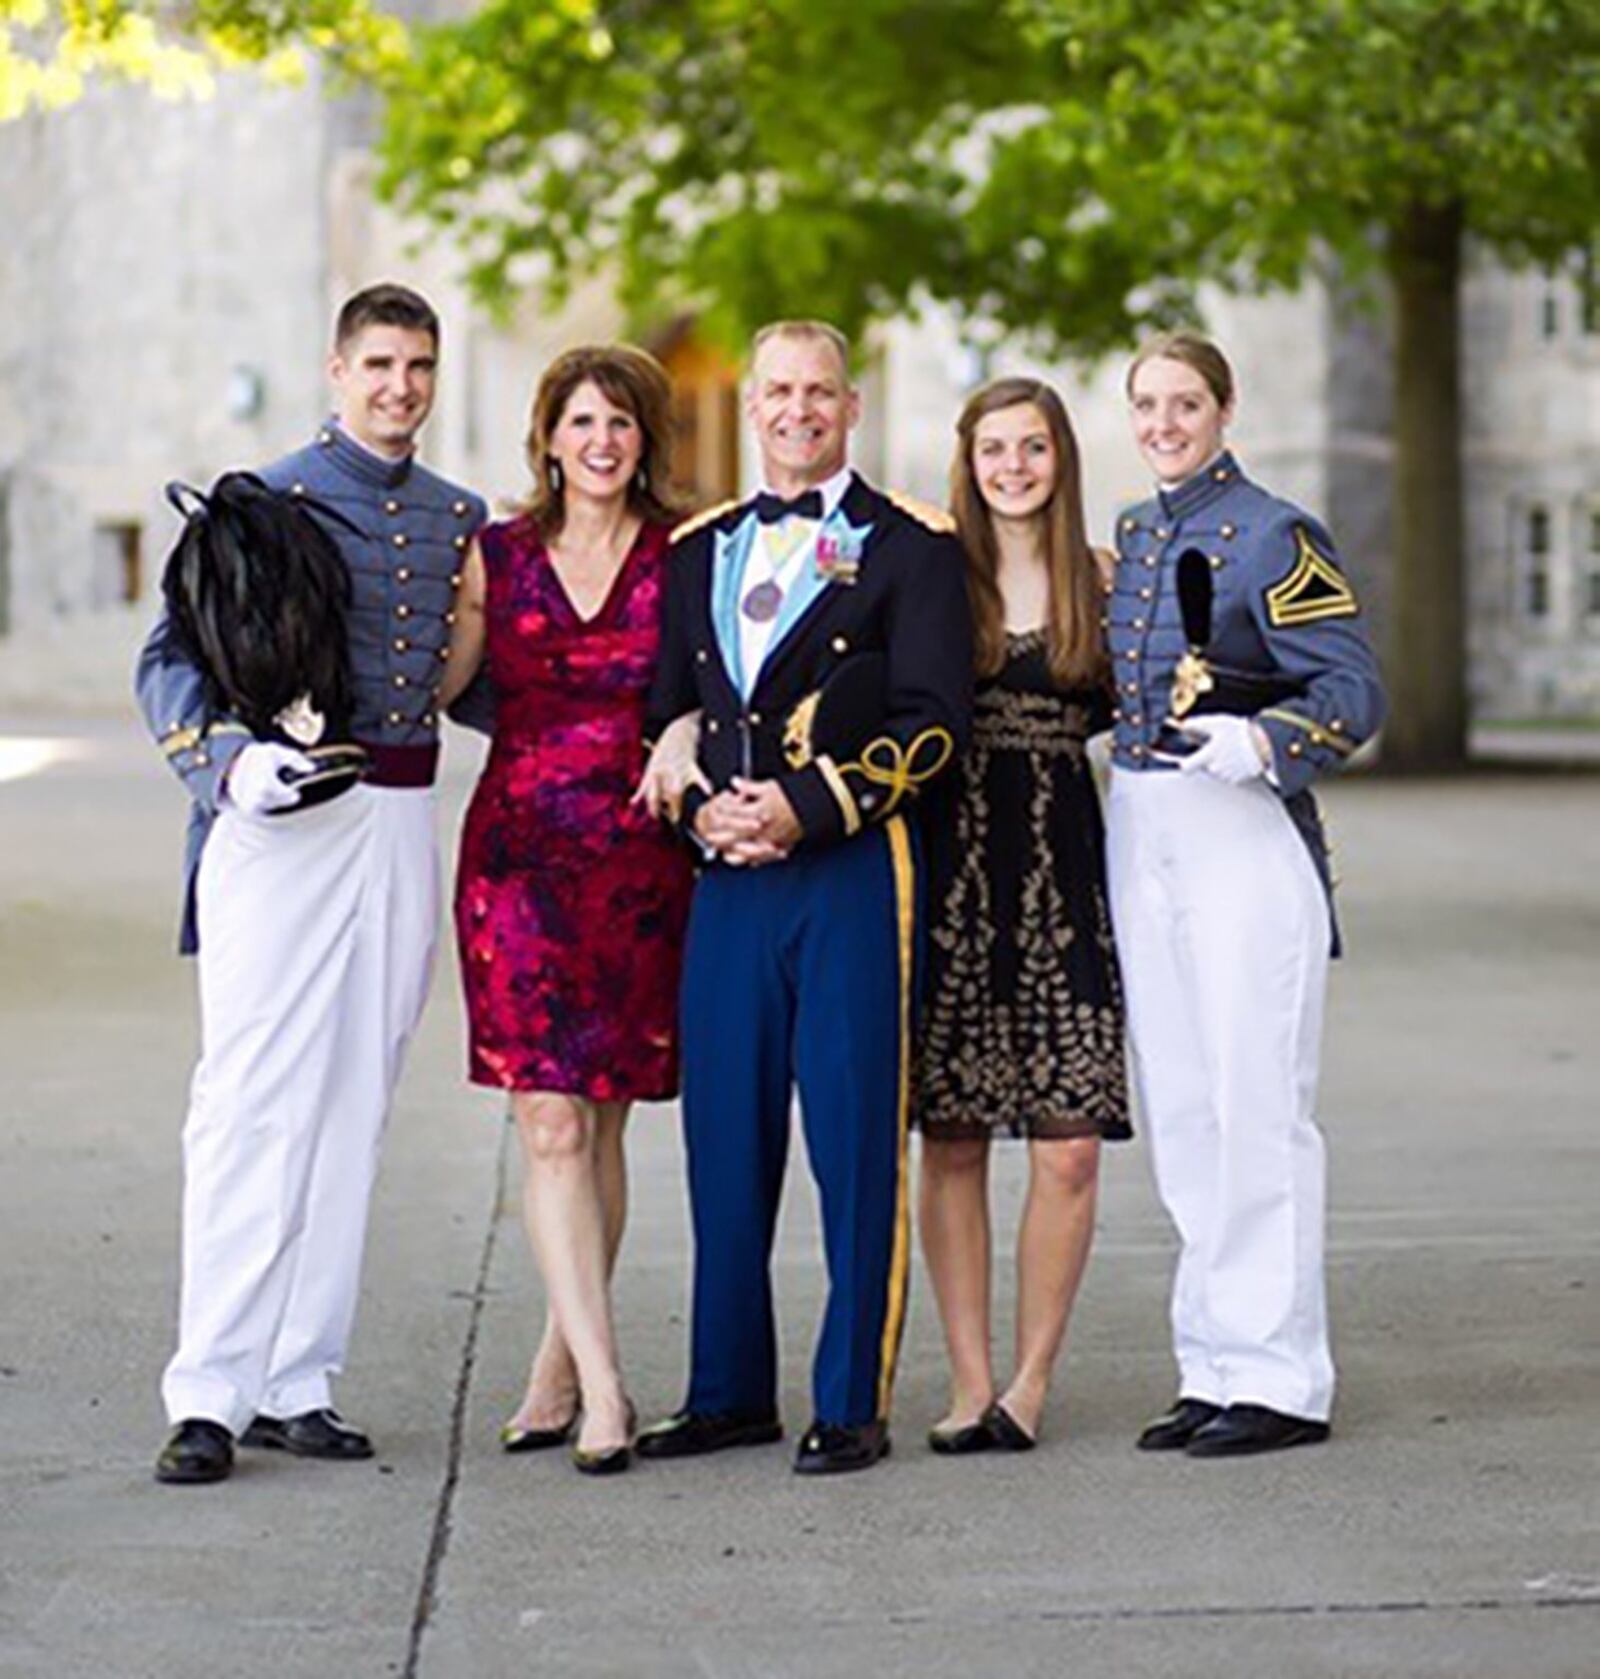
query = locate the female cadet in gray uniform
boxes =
[1106,332,1386,1458]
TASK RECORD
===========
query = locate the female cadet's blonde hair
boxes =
[1125,331,1236,409]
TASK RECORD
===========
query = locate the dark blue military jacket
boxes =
[646,475,973,851]
[135,421,487,952]
[1109,451,1386,944]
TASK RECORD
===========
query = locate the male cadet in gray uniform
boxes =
[138,284,486,1484]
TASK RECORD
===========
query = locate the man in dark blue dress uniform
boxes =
[637,321,973,1474]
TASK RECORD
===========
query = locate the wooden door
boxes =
[654,325,742,511]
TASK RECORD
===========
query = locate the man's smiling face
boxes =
[745,332,860,493]
[329,324,438,459]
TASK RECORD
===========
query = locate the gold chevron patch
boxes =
[1265,526,1360,627]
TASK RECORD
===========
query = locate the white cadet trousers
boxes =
[162,785,438,1432]
[1107,767,1335,1422]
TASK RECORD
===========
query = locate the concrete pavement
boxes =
[1,718,1596,1678]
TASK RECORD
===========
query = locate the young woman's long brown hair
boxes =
[949,377,1108,688]
[522,344,684,537]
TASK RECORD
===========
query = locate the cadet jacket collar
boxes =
[1157,450,1242,524]
[316,418,415,489]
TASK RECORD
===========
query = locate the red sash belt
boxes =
[357,741,439,788]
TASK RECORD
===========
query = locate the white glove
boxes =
[1172,714,1271,785]
[224,741,316,814]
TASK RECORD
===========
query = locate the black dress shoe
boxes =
[928,1417,996,1456]
[1136,1397,1222,1452]
[793,1419,891,1475]
[499,1410,578,1453]
[240,1408,374,1460]
[635,1409,783,1459]
[637,1410,785,1464]
[1185,1403,1330,1458]
[154,1418,234,1485]
[980,1401,1037,1453]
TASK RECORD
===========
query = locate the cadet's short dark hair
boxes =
[334,284,440,352]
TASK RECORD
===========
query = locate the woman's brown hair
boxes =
[1125,331,1236,410]
[949,377,1108,688]
[522,344,683,536]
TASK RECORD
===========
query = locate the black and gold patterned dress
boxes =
[914,631,1132,1141]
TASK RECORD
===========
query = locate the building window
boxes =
[91,522,142,609]
[1587,510,1600,619]
[1523,504,1550,620]
[1541,290,1561,340]
[1583,247,1600,336]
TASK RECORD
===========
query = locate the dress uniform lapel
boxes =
[710,507,761,697]
[755,477,879,698]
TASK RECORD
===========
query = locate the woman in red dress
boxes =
[439,346,693,1474]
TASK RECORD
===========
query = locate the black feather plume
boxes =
[1175,548,1213,649]
[160,472,355,737]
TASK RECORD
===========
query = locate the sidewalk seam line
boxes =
[403,1118,509,1678]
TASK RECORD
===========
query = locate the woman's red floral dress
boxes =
[455,516,692,1099]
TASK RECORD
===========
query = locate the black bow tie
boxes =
[754,490,824,525]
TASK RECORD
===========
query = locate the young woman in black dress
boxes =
[915,377,1131,1453]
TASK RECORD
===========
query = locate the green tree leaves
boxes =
[0,0,407,119]
[374,0,1600,352]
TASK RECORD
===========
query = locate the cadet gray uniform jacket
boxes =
[1107,450,1386,943]
[135,421,487,952]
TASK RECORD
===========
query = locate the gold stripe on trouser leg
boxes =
[876,814,915,1419]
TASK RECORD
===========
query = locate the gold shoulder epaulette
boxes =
[886,489,956,534]
[671,499,741,544]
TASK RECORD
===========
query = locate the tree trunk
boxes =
[1383,202,1468,769]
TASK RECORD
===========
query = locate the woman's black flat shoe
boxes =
[572,1442,632,1476]
[981,1401,1038,1452]
[570,1394,636,1475]
[499,1411,578,1453]
[928,1418,997,1455]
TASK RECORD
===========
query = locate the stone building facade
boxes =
[2,75,1597,721]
